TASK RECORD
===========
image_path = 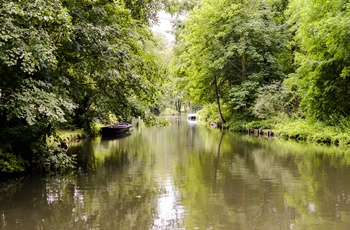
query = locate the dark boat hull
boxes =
[100,123,132,137]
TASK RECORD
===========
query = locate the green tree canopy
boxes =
[287,0,350,121]
[0,0,75,165]
[0,0,174,172]
[173,0,291,121]
[60,0,168,130]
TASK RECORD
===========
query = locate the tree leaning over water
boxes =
[59,0,168,132]
[0,0,75,173]
[0,0,173,173]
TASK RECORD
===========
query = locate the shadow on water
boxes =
[100,132,132,141]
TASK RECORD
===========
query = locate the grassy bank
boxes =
[231,114,350,147]
[57,129,85,142]
[57,123,105,142]
[273,118,350,146]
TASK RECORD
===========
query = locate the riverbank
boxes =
[272,117,350,146]
[202,113,350,147]
[228,115,350,147]
[57,129,86,142]
[57,123,104,142]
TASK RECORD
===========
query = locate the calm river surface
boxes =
[1,116,350,230]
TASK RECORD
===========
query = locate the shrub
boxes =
[0,150,28,173]
[198,103,229,123]
[253,83,300,119]
[38,145,76,173]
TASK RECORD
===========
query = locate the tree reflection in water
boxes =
[2,117,350,229]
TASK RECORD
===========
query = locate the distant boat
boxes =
[187,113,197,121]
[187,113,197,126]
[100,122,132,137]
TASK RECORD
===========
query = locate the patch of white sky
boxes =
[152,11,177,44]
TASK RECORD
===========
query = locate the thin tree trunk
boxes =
[214,75,226,124]
[188,102,193,113]
[241,32,246,81]
[242,50,246,80]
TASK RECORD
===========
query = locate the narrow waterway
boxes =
[1,116,350,230]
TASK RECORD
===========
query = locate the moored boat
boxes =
[187,113,197,121]
[100,122,132,136]
[187,113,197,126]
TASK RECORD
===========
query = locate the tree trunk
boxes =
[175,99,181,113]
[188,102,193,113]
[242,50,246,80]
[214,75,226,124]
[241,32,246,81]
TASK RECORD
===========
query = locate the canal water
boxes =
[1,116,350,230]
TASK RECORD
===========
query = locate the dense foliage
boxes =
[1,0,350,173]
[172,0,350,143]
[0,0,173,173]
[287,0,350,122]
[173,0,293,123]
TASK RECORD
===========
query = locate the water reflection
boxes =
[152,176,184,229]
[1,116,350,229]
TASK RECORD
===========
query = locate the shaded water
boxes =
[1,116,350,229]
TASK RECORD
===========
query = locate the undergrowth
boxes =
[227,113,350,147]
[271,115,350,146]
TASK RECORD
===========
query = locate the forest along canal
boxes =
[1,116,350,230]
